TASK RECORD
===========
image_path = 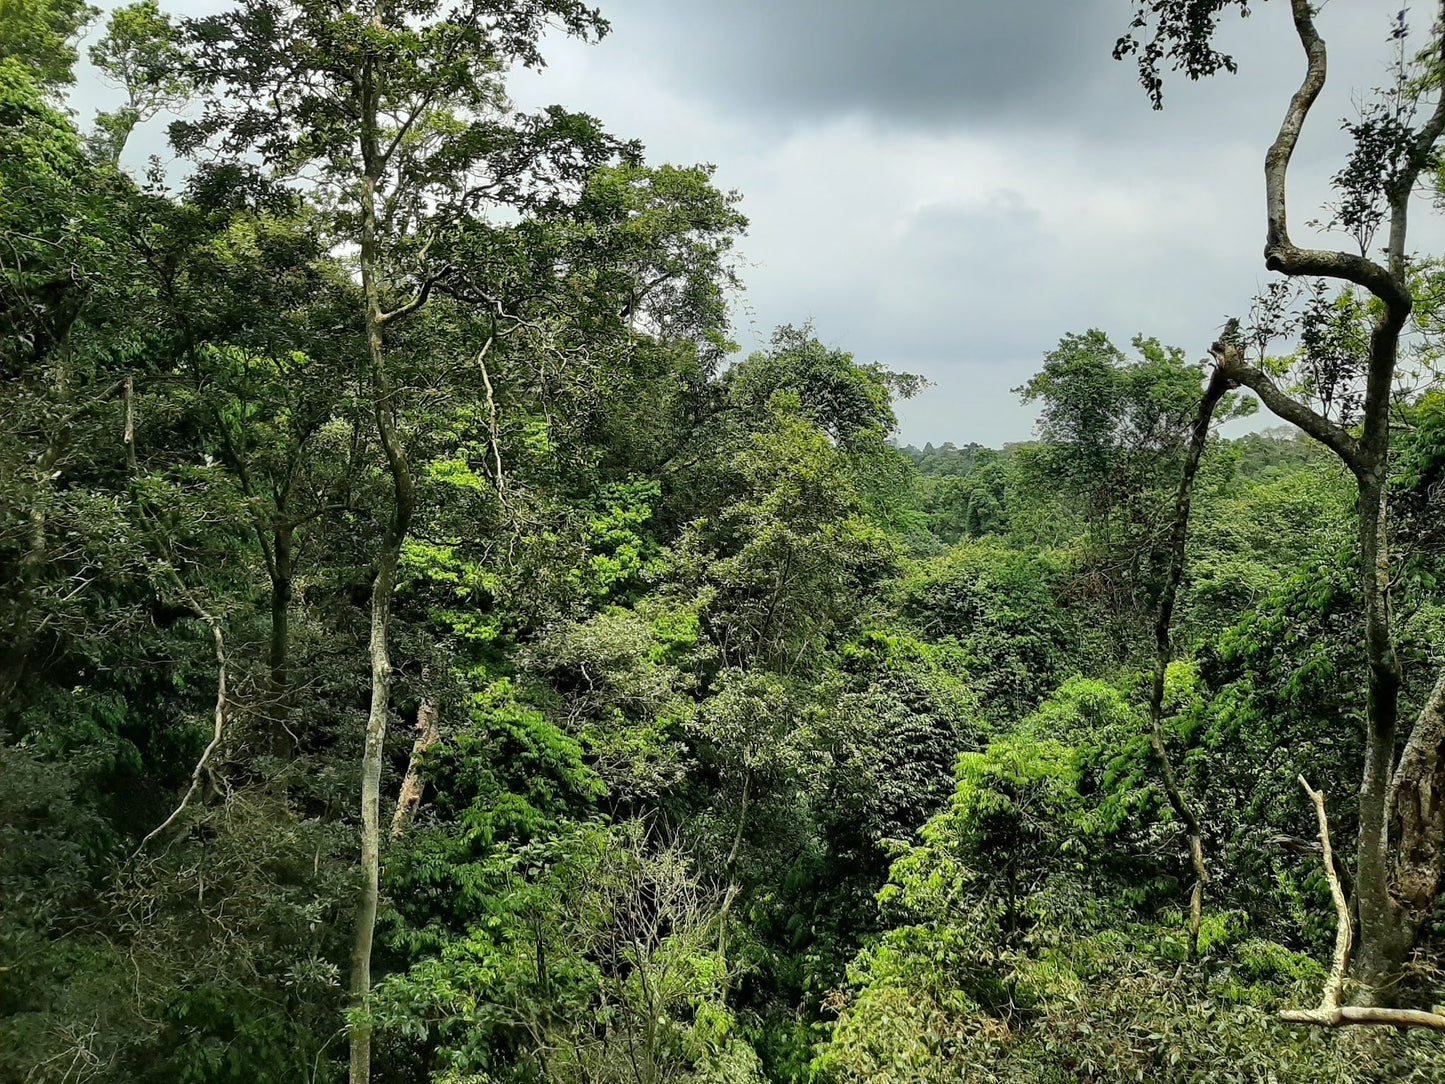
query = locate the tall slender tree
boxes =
[171,3,618,1077]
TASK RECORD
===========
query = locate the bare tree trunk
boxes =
[1281,777,1354,1022]
[269,523,294,693]
[134,596,227,856]
[123,374,138,473]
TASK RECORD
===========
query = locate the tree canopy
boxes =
[4,2,1445,1082]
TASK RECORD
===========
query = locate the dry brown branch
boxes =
[390,668,440,839]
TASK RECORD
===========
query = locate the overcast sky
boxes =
[74,0,1445,445]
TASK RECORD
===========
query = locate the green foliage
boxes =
[4,4,1443,1080]
[671,381,895,674]
[574,480,665,603]
[374,824,762,1084]
[528,602,695,812]
[815,728,1436,1084]
[894,539,1081,723]
[88,1,192,161]
[1184,437,1355,636]
[1015,329,1252,643]
[568,162,747,354]
[0,55,110,370]
[0,0,96,89]
[901,445,1015,545]
[815,631,982,850]
[726,325,921,446]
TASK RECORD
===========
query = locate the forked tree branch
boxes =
[376,265,454,327]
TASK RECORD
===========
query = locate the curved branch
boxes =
[1264,1,1410,310]
[1215,355,1364,471]
[376,265,453,327]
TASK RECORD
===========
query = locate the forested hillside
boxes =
[5,1,1445,1082]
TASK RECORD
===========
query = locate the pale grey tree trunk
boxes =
[348,63,417,1082]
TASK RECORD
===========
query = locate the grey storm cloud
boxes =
[70,0,1445,445]
[597,0,1125,126]
[589,0,1424,146]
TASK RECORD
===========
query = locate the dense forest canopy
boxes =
[5,1,1445,1082]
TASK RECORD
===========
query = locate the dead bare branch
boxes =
[132,597,227,858]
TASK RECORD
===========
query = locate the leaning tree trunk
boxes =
[1146,341,1235,961]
